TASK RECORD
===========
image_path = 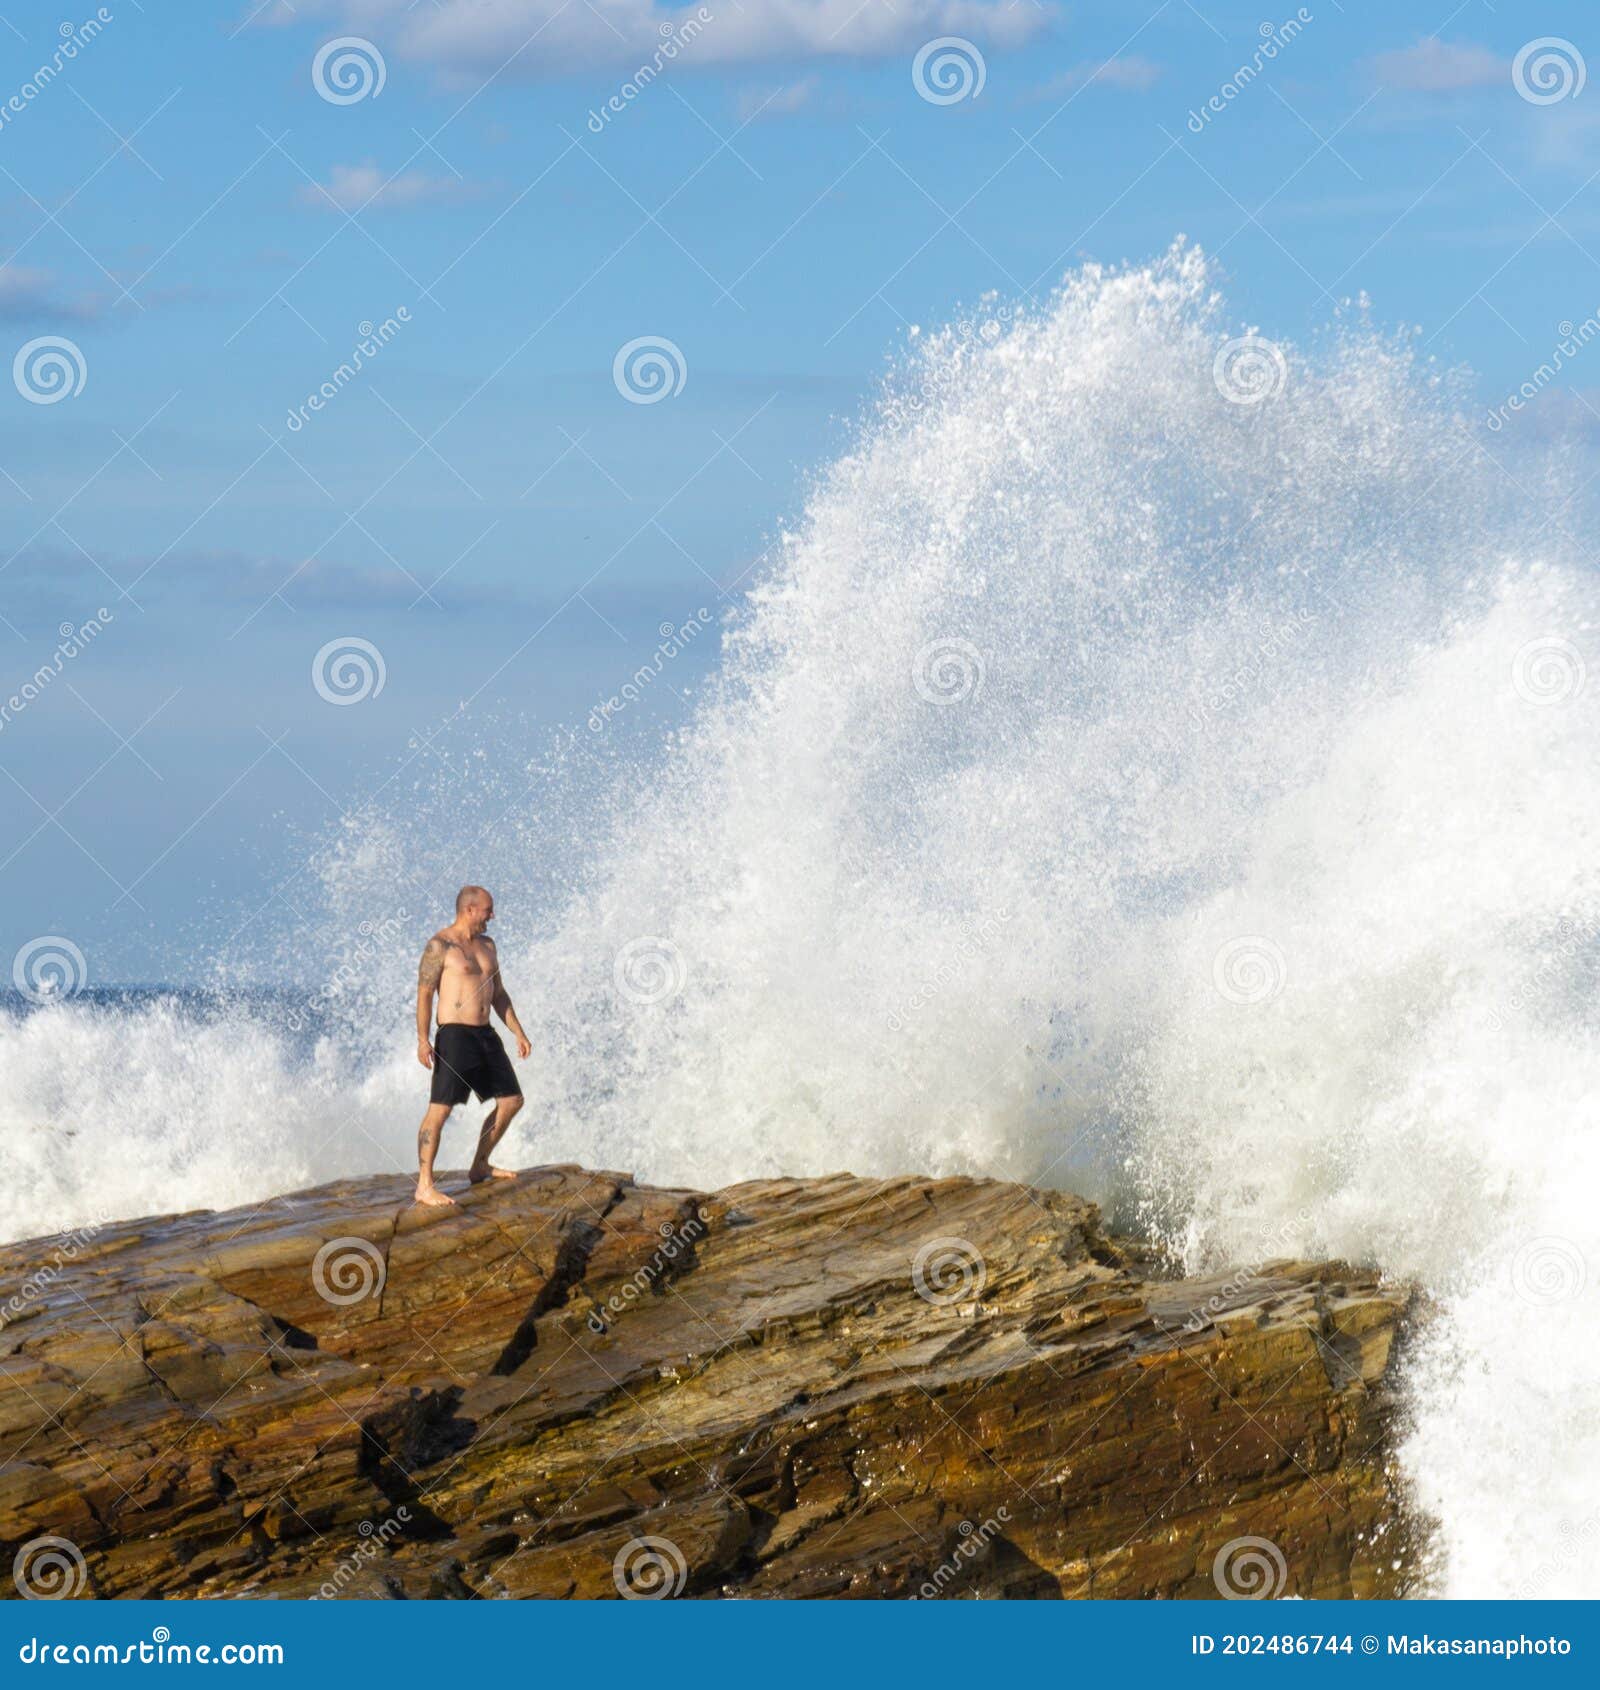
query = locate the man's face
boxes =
[468,898,494,932]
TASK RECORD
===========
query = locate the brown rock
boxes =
[0,1165,1418,1599]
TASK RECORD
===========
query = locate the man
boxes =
[413,885,531,1207]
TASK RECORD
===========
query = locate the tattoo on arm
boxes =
[418,938,447,991]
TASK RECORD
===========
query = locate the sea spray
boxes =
[5,243,1598,1597]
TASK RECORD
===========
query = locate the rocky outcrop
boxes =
[0,1165,1416,1599]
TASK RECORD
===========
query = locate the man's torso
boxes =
[434,930,496,1027]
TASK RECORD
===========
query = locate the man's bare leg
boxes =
[469,1094,523,1184]
[415,1102,458,1206]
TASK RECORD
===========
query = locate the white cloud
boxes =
[1020,54,1162,102]
[296,162,477,212]
[274,1,1054,78]
[0,264,104,322]
[1370,38,1504,92]
[736,74,820,121]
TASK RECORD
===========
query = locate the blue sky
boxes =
[2,0,1598,980]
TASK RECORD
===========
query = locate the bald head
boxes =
[455,884,492,917]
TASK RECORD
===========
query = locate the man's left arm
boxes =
[490,952,532,1059]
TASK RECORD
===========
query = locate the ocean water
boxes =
[5,245,1598,1596]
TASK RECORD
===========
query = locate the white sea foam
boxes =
[6,244,1597,1595]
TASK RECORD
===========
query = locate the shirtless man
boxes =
[413,885,531,1207]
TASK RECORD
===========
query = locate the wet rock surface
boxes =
[0,1166,1416,1599]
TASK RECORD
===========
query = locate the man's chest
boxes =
[445,942,494,982]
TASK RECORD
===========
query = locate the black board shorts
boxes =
[429,1023,520,1106]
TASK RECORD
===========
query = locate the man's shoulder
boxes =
[423,929,454,951]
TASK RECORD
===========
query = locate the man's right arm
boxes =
[416,938,447,1067]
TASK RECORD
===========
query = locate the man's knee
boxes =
[498,1094,524,1117]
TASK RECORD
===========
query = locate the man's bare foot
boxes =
[468,1164,517,1185]
[413,1183,457,1207]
